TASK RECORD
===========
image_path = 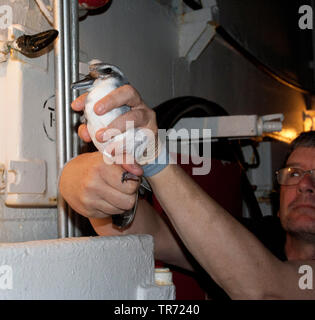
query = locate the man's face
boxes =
[278,147,315,239]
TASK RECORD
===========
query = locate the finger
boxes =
[78,124,92,142]
[94,85,142,115]
[66,187,121,218]
[80,171,136,213]
[98,158,141,194]
[102,141,139,167]
[95,109,147,142]
[122,163,143,176]
[112,153,143,177]
[88,203,124,218]
[95,185,138,212]
[102,150,143,177]
[71,92,88,111]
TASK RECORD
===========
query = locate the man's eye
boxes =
[289,170,301,177]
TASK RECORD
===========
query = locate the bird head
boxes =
[71,61,128,91]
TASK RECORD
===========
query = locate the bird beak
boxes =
[13,29,59,55]
[71,75,95,90]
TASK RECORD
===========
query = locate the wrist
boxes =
[142,138,170,177]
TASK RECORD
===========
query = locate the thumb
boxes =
[122,163,143,176]
[120,153,143,176]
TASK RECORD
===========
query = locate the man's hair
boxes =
[273,131,315,199]
[290,130,315,153]
[284,130,315,165]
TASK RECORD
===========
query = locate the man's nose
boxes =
[297,173,315,194]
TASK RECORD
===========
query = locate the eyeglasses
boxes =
[276,167,315,186]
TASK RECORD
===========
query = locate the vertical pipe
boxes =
[63,0,73,162]
[54,0,68,238]
[70,0,83,237]
[54,0,81,238]
[71,0,80,152]
[63,0,75,237]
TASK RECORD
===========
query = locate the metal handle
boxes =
[112,190,139,229]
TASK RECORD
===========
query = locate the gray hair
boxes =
[274,131,315,191]
[285,130,315,164]
[290,130,315,152]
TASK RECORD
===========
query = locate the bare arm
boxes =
[148,163,315,299]
[67,85,315,299]
[59,151,193,270]
[89,199,193,270]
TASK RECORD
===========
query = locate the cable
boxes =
[35,0,54,26]
[154,96,228,129]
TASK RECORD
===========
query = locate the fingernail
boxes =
[96,104,105,114]
[95,130,104,141]
[101,130,111,142]
[83,130,91,141]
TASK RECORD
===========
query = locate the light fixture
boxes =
[303,110,315,132]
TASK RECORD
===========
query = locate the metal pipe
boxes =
[63,0,76,237]
[70,0,83,237]
[63,0,73,162]
[70,0,79,105]
[54,0,81,238]
[54,0,68,238]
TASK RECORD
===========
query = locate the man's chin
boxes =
[286,212,315,241]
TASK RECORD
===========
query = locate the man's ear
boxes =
[277,210,280,218]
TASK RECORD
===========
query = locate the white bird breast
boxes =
[84,77,148,162]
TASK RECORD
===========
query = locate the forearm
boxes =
[89,198,194,271]
[148,164,286,299]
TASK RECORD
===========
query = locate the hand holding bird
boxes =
[71,61,158,227]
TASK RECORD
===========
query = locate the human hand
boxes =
[59,152,141,219]
[71,84,159,174]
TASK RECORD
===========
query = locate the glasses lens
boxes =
[277,167,304,185]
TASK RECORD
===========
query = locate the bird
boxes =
[71,61,150,228]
